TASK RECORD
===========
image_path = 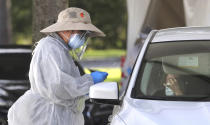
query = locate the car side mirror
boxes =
[89,82,120,105]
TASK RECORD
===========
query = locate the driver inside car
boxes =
[163,74,183,96]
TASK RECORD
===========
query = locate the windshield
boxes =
[132,41,210,101]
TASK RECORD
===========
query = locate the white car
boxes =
[90,27,210,125]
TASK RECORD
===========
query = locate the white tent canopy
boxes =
[126,0,150,55]
[184,0,210,26]
[126,0,210,55]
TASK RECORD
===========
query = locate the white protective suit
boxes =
[8,33,94,125]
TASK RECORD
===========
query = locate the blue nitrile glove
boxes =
[90,71,108,84]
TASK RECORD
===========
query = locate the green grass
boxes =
[83,49,126,59]
[15,34,32,45]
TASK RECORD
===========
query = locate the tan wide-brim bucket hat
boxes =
[40,7,105,37]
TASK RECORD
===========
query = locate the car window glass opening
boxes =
[132,41,210,101]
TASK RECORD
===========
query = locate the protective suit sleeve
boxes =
[39,46,94,101]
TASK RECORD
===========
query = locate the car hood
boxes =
[119,98,210,125]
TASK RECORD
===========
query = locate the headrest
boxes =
[162,53,210,76]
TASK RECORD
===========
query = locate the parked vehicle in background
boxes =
[0,45,31,125]
[90,27,210,125]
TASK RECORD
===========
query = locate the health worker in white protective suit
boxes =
[8,7,108,125]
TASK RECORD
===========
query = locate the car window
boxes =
[0,53,31,80]
[132,41,210,101]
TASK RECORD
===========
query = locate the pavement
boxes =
[80,57,121,68]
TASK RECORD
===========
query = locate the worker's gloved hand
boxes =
[91,71,108,84]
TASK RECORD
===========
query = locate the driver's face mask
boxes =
[62,31,90,60]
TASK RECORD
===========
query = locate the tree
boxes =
[32,0,68,43]
[0,0,12,44]
[70,0,127,49]
[11,0,32,44]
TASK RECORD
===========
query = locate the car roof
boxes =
[0,45,31,49]
[0,45,32,53]
[152,27,210,43]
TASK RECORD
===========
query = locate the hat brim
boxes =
[40,22,105,37]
